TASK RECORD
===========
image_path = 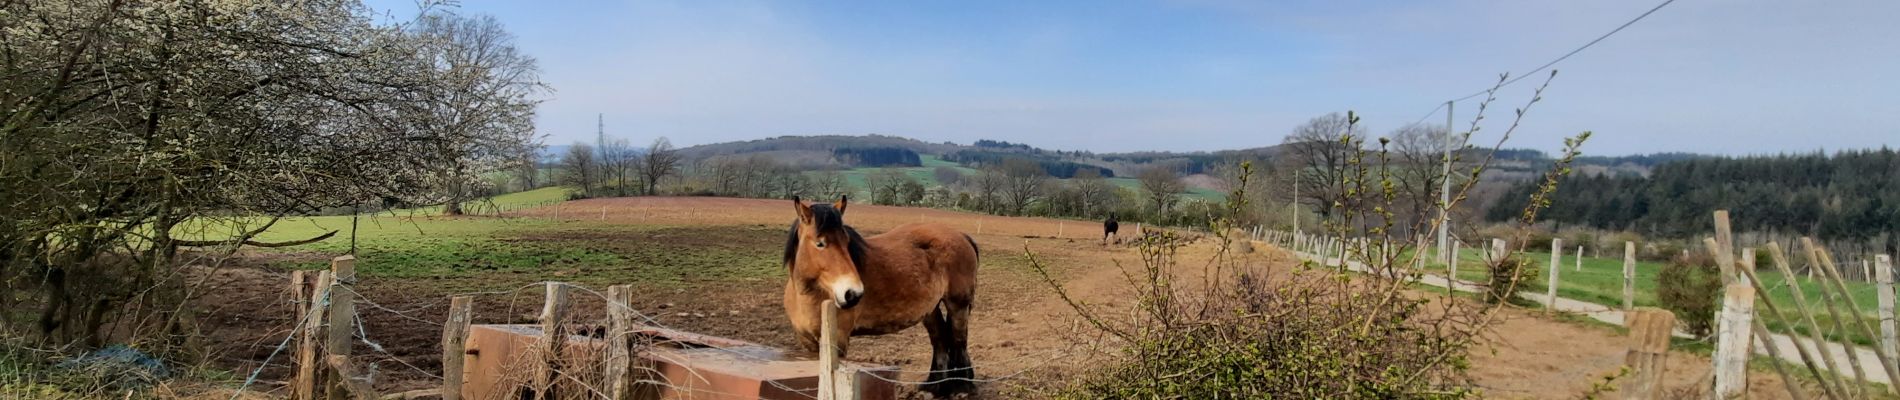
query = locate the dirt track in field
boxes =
[199,196,1803,399]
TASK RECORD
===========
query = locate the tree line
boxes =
[1485,149,1900,244]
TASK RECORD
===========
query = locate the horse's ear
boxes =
[793,196,814,224]
[833,196,848,215]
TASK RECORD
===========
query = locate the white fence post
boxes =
[1548,238,1563,310]
[1881,255,1897,362]
[1623,241,1636,310]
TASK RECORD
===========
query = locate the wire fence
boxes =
[230,275,1093,400]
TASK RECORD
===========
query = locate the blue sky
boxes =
[365,0,1900,156]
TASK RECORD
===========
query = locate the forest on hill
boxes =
[1486,148,1900,242]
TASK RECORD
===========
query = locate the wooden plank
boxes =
[533,282,570,400]
[1768,243,1852,397]
[819,300,839,400]
[1712,282,1755,398]
[325,256,357,400]
[294,271,334,400]
[325,355,379,400]
[1622,308,1674,400]
[441,296,473,400]
[1623,242,1636,310]
[604,285,633,400]
[1548,238,1562,312]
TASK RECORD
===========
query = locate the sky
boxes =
[364,0,1900,157]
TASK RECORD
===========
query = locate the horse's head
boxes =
[784,196,866,309]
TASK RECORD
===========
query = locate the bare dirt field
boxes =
[195,196,1800,399]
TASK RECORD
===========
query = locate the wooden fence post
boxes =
[1451,238,1466,282]
[1548,238,1562,312]
[325,256,357,400]
[1769,243,1853,397]
[534,282,570,400]
[1575,245,1583,272]
[442,296,473,400]
[1712,210,1737,281]
[325,355,379,400]
[1623,308,1675,400]
[819,300,840,400]
[1880,255,1897,365]
[291,271,308,316]
[1801,239,1873,390]
[294,271,334,400]
[1810,241,1900,389]
[1623,241,1636,310]
[604,285,634,400]
[1712,282,1756,398]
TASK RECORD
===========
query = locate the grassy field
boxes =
[1403,247,1888,346]
[173,187,793,290]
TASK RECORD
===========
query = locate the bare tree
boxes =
[641,137,682,195]
[415,13,547,215]
[970,165,1007,213]
[598,138,643,196]
[560,143,601,196]
[769,164,809,199]
[1281,112,1366,220]
[999,158,1049,215]
[738,154,775,197]
[1138,166,1187,219]
[1389,124,1461,235]
[1071,168,1114,217]
[812,170,848,199]
[866,168,912,205]
[514,148,543,191]
[706,156,744,195]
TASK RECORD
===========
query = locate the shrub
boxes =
[1037,234,1475,398]
[1656,251,1722,338]
[1485,255,1539,304]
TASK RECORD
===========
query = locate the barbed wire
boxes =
[229,283,333,400]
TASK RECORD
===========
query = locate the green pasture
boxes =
[1388,246,1889,346]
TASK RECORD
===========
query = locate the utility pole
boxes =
[1291,171,1300,236]
[597,114,605,149]
[1436,101,1455,265]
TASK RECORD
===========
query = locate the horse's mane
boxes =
[782,203,867,273]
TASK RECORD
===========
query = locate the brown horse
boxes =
[782,196,979,395]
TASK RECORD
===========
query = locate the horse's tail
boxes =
[963,234,980,257]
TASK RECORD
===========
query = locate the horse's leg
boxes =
[941,296,976,394]
[919,305,952,390]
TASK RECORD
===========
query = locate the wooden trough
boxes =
[461,324,900,400]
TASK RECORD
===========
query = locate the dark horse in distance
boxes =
[782,196,980,395]
[1103,214,1120,243]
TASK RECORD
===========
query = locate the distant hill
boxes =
[665,134,1704,184]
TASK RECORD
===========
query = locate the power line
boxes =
[1408,0,1677,126]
